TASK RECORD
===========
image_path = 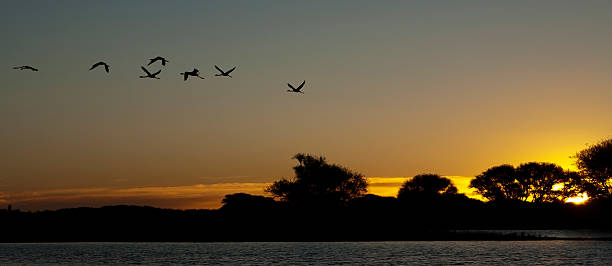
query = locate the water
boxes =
[1,241,611,265]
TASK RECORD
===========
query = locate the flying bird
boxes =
[180,68,205,81]
[139,66,161,79]
[13,65,38,71]
[148,56,169,66]
[287,80,306,94]
[214,65,236,78]
[89,61,110,73]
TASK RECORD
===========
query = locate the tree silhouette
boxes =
[557,170,587,200]
[470,162,575,202]
[515,162,566,203]
[469,165,524,201]
[265,153,368,206]
[575,138,612,199]
[397,174,457,200]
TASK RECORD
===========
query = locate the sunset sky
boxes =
[1,1,611,210]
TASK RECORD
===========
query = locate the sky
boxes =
[1,1,611,210]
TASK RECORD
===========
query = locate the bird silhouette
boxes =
[287,80,306,94]
[139,66,161,79]
[13,66,39,71]
[89,61,110,73]
[214,65,236,78]
[148,56,169,66]
[180,68,205,81]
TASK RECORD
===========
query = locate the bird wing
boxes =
[89,62,101,70]
[30,67,39,71]
[287,83,296,90]
[141,66,152,76]
[296,80,306,90]
[104,64,109,73]
[183,73,188,81]
[147,59,155,65]
[214,65,223,73]
[226,67,236,74]
[152,69,161,76]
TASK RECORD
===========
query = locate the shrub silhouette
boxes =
[220,193,276,212]
[265,153,367,207]
[397,174,457,200]
[575,138,612,199]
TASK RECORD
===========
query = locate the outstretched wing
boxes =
[225,67,236,74]
[183,73,188,81]
[152,69,161,76]
[296,80,306,90]
[141,66,152,76]
[104,64,109,73]
[29,66,39,71]
[89,62,102,70]
[287,83,296,90]
[147,58,156,65]
[214,65,224,74]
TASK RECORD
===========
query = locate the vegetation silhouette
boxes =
[265,153,367,208]
[470,162,583,203]
[397,174,458,199]
[575,138,612,199]
[1,139,612,242]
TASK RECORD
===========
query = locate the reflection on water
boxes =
[1,241,611,265]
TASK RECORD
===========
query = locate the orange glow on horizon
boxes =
[2,176,595,211]
[566,193,589,204]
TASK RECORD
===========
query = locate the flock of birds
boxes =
[12,56,307,94]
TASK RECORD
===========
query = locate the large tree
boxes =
[397,174,457,200]
[470,162,575,203]
[469,164,525,201]
[515,162,566,203]
[265,153,368,206]
[575,138,612,199]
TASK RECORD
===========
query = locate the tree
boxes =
[515,162,565,203]
[265,153,368,206]
[397,174,457,200]
[470,162,573,203]
[469,165,525,201]
[557,170,586,200]
[575,138,612,199]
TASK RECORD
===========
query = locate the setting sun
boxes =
[566,193,589,204]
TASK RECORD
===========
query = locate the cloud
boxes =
[1,183,270,211]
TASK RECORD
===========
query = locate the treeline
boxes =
[0,138,610,241]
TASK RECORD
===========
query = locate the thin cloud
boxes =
[2,183,270,211]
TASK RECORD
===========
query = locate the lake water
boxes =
[1,241,611,265]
